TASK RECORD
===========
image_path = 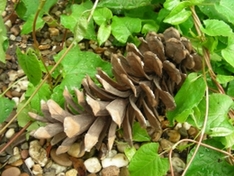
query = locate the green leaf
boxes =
[16,48,42,86]
[166,73,206,124]
[60,2,96,41]
[132,122,151,142]
[97,0,152,9]
[200,19,232,37]
[21,15,45,34]
[221,44,234,68]
[216,75,234,84]
[15,0,57,20]
[164,9,191,25]
[141,21,159,34]
[111,16,141,43]
[93,7,112,25]
[0,0,6,14]
[0,96,15,123]
[163,0,180,10]
[52,45,112,105]
[129,143,169,176]
[124,147,136,161]
[227,80,234,97]
[24,82,51,112]
[97,23,111,46]
[186,139,234,176]
[0,17,7,63]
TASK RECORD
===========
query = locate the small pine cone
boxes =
[29,27,202,154]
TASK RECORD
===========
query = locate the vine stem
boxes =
[87,0,99,22]
[0,42,75,135]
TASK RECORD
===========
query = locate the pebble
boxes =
[67,142,81,157]
[24,157,35,169]
[101,153,129,168]
[65,169,78,176]
[49,27,59,36]
[10,34,16,41]
[32,164,43,175]
[10,25,20,36]
[50,148,72,167]
[29,140,48,167]
[11,159,23,167]
[19,173,30,176]
[166,129,181,143]
[159,139,174,151]
[5,19,12,28]
[1,167,21,176]
[84,157,102,173]
[101,166,120,176]
[20,149,29,159]
[5,128,15,138]
[116,142,129,153]
[8,154,21,164]
[171,157,186,172]
[50,162,67,174]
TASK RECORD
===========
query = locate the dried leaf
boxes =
[138,37,150,54]
[56,136,78,155]
[122,106,133,145]
[126,43,143,59]
[63,88,82,113]
[139,82,157,107]
[51,132,67,145]
[106,98,128,127]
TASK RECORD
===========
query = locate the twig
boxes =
[87,0,99,22]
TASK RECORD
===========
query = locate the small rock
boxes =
[67,142,81,157]
[5,20,12,28]
[101,153,129,168]
[24,157,35,169]
[172,157,186,173]
[11,159,23,167]
[5,128,15,139]
[20,142,29,150]
[116,142,129,153]
[29,140,48,167]
[10,34,16,41]
[159,139,174,151]
[19,173,30,176]
[183,122,191,130]
[101,166,120,176]
[119,166,130,176]
[8,154,21,164]
[84,157,102,173]
[32,164,43,175]
[50,162,67,174]
[38,44,51,50]
[166,129,181,143]
[50,148,72,167]
[1,167,21,176]
[65,169,78,176]
[21,149,29,159]
[10,25,20,36]
[49,27,59,36]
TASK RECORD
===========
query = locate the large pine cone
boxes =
[29,27,202,155]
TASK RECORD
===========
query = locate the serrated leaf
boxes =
[93,7,112,25]
[132,122,151,142]
[221,44,234,68]
[164,8,191,25]
[166,73,206,124]
[0,17,7,63]
[111,16,141,43]
[25,82,51,112]
[129,143,169,176]
[0,96,15,123]
[0,0,6,14]
[186,139,234,176]
[163,0,180,10]
[16,47,42,86]
[200,19,232,37]
[21,15,45,34]
[97,23,111,46]
[97,0,151,9]
[60,2,96,41]
[15,0,57,20]
[52,45,112,105]
[216,75,234,84]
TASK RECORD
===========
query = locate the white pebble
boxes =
[101,153,129,168]
[5,128,15,138]
[172,157,186,172]
[183,122,191,130]
[25,157,35,168]
[84,157,102,173]
[5,19,12,28]
[12,97,19,106]
[10,34,16,41]
[174,122,182,130]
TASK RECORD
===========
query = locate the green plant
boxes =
[1,0,234,175]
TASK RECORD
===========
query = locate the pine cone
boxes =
[29,27,202,155]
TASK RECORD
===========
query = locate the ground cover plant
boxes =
[1,0,234,175]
